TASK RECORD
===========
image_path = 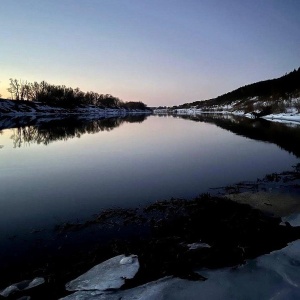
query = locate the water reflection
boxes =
[5,115,148,147]
[175,114,300,158]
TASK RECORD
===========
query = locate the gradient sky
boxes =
[0,0,299,106]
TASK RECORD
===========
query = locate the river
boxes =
[0,114,300,299]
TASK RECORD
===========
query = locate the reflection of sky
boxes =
[0,116,298,238]
[0,0,300,106]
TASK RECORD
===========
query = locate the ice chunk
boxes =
[120,256,134,265]
[282,213,300,227]
[0,285,19,298]
[26,277,45,289]
[187,242,211,250]
[63,240,300,299]
[60,290,107,300]
[66,254,139,292]
[0,277,45,297]
[61,277,176,300]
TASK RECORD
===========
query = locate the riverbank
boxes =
[154,109,300,125]
[0,99,152,117]
[1,166,300,299]
[153,92,300,125]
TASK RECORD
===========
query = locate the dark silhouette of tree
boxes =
[123,101,147,110]
[7,78,21,100]
[6,79,150,111]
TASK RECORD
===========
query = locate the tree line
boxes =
[7,79,149,110]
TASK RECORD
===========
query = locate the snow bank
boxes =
[262,113,300,124]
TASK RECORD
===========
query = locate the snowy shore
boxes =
[154,108,300,125]
[0,98,152,117]
[154,96,300,125]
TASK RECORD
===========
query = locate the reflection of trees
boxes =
[0,131,3,149]
[10,115,148,148]
[176,114,300,158]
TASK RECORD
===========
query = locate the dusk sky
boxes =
[1,0,299,106]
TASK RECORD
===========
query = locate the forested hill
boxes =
[177,68,300,109]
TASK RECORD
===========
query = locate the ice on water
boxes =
[61,277,178,300]
[62,239,300,299]
[0,277,44,297]
[282,213,300,227]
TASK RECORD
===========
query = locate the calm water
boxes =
[0,114,299,240]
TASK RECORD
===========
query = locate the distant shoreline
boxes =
[0,98,152,117]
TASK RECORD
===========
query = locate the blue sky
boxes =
[0,0,299,106]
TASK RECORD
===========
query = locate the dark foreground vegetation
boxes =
[4,78,149,110]
[1,191,300,299]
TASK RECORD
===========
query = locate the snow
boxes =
[0,277,45,297]
[195,239,300,300]
[155,104,300,126]
[154,96,300,126]
[120,256,136,265]
[65,254,139,292]
[262,113,300,124]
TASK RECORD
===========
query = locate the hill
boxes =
[172,68,300,117]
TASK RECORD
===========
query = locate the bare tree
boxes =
[19,80,32,100]
[7,78,21,100]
